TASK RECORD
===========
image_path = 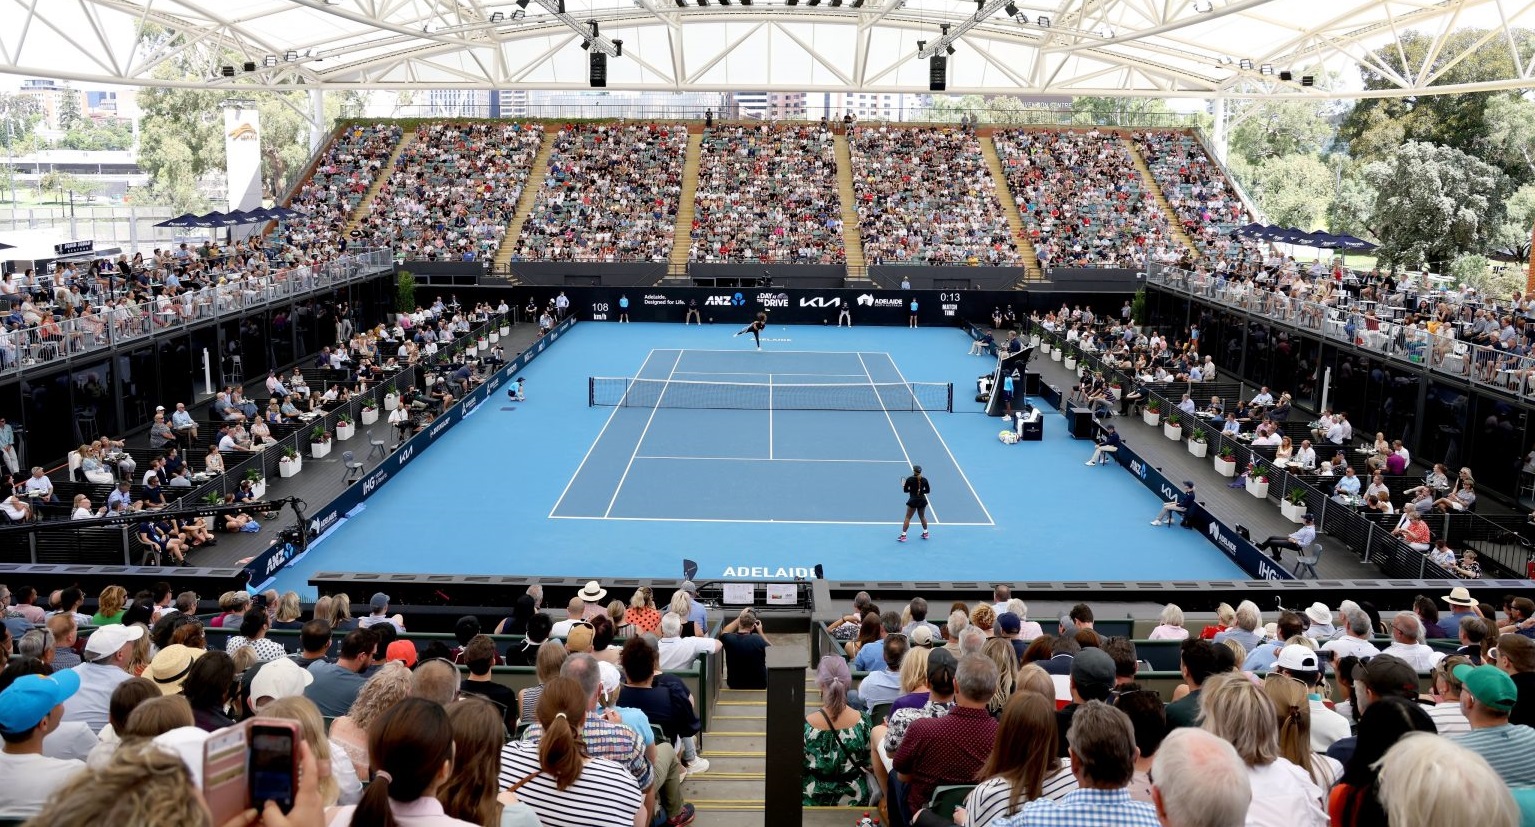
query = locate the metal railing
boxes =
[1037,324,1526,580]
[0,249,394,378]
[1149,264,1535,403]
[380,104,1208,129]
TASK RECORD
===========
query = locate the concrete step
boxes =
[492,130,559,279]
[670,131,704,269]
[978,131,1043,282]
[831,132,866,279]
[1123,135,1196,253]
[345,129,415,235]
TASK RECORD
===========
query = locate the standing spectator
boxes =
[0,415,17,474]
[1148,728,1253,827]
[0,671,86,819]
[717,609,769,690]
[997,701,1159,827]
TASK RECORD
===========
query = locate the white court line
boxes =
[670,371,870,378]
[856,351,937,523]
[548,348,665,518]
[551,514,995,526]
[880,352,996,526]
[603,350,683,517]
[680,349,870,355]
[633,455,910,464]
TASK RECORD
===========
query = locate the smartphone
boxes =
[248,718,301,814]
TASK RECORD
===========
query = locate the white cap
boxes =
[83,624,145,659]
[250,657,314,705]
[597,660,622,702]
[1273,644,1320,673]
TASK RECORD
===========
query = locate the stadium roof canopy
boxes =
[5,0,1535,98]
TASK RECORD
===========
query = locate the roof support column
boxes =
[1209,95,1227,164]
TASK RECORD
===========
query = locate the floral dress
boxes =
[802,714,874,806]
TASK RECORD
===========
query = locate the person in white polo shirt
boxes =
[60,624,142,733]
[1321,605,1380,662]
[0,671,86,818]
[658,613,721,671]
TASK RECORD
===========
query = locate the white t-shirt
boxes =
[657,635,720,671]
[1321,635,1379,662]
[1243,758,1328,827]
[0,752,86,818]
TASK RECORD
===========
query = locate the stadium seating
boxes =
[279,123,403,250]
[993,128,1170,269]
[848,125,1021,266]
[358,122,545,262]
[688,123,846,264]
[511,122,688,262]
[1131,130,1250,259]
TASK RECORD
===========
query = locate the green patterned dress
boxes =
[802,714,874,806]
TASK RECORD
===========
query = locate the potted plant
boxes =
[1130,289,1147,333]
[309,424,332,459]
[202,491,222,506]
[1028,324,1041,349]
[1281,487,1308,523]
[279,445,303,478]
[1188,428,1208,458]
[1214,445,1237,476]
[478,334,490,352]
[1050,342,1063,361]
[1246,462,1270,499]
[383,384,399,411]
[335,413,355,441]
[244,467,266,500]
[360,399,379,425]
[499,318,511,337]
[1163,411,1183,441]
[1063,346,1078,371]
[1143,399,1162,427]
[1039,339,1051,355]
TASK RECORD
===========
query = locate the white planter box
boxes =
[1280,500,1308,523]
[336,422,355,441]
[249,479,266,500]
[1246,480,1270,499]
[310,440,331,459]
[1064,357,1077,370]
[1077,366,1087,378]
[489,332,499,344]
[360,407,379,425]
[1164,423,1183,441]
[478,339,489,352]
[1051,349,1062,361]
[1143,410,1161,427]
[1029,335,1040,348]
[1040,343,1051,354]
[383,394,399,411]
[1214,456,1237,476]
[500,325,511,337]
[279,457,302,478]
[1188,440,1208,458]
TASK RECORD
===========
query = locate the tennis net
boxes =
[588,377,953,412]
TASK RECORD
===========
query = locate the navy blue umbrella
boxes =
[153,212,201,229]
[192,211,227,228]
[1333,235,1377,252]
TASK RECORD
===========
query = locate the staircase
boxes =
[666,128,705,283]
[978,131,1043,283]
[1124,136,1197,253]
[832,133,868,282]
[491,130,559,280]
[345,130,415,236]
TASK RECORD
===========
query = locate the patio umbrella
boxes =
[192,211,227,228]
[242,207,276,223]
[0,241,13,250]
[1298,230,1340,249]
[153,212,201,229]
[1236,222,1266,238]
[1333,235,1378,252]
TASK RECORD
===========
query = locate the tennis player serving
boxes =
[733,312,768,350]
[899,464,931,542]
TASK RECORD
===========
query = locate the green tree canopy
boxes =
[1363,141,1507,270]
[1228,153,1333,230]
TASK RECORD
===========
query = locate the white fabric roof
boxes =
[3,0,1534,98]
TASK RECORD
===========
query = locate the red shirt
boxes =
[891,704,997,814]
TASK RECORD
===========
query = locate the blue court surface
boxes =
[270,323,1246,595]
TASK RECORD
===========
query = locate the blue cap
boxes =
[0,671,80,734]
[1183,480,1195,488]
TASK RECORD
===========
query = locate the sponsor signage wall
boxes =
[242,316,577,589]
[453,286,1134,328]
[1111,439,1293,582]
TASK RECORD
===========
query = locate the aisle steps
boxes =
[832,133,868,282]
[666,130,705,281]
[492,130,560,279]
[978,131,1043,283]
[1124,136,1197,252]
[345,130,414,236]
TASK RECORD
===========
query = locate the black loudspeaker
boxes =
[929,55,947,91]
[1066,406,1096,439]
[1023,371,1041,396]
[589,52,608,87]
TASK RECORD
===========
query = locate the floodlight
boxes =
[1278,70,1292,81]
[263,55,277,67]
[947,44,956,55]
[490,11,504,21]
[1301,75,1315,87]
[1193,0,1212,11]
[1260,63,1274,75]
[511,9,525,18]
[284,50,299,61]
[1004,3,1019,17]
[242,61,257,72]
[1037,15,1049,26]
[1238,58,1252,70]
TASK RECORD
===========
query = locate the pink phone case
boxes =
[203,721,251,824]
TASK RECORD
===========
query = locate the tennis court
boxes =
[550,349,991,525]
[267,322,1247,594]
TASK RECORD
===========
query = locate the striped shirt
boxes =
[964,767,1079,827]
[511,711,652,790]
[1452,725,1535,785]
[497,742,643,827]
[1425,702,1471,735]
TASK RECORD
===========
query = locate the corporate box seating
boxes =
[687,123,846,264]
[848,125,1021,266]
[279,123,404,249]
[511,122,688,262]
[992,129,1173,269]
[358,122,545,263]
[1131,130,1250,259]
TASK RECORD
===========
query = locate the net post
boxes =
[947,383,953,413]
[588,376,594,407]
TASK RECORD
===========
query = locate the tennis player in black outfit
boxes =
[899,464,931,542]
[734,312,767,350]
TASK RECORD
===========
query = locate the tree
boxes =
[1483,93,1535,179]
[35,170,99,202]
[0,94,41,145]
[59,118,133,151]
[1338,28,1535,181]
[1230,153,1333,230]
[1491,181,1535,261]
[1069,96,1183,128]
[1226,98,1337,166]
[921,94,1064,124]
[1325,156,1377,239]
[1363,141,1507,270]
[56,91,83,131]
